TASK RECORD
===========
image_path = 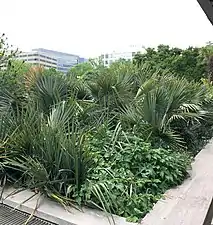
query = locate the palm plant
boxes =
[0,68,116,216]
[120,75,207,149]
[88,65,134,112]
[0,94,91,201]
[0,55,212,223]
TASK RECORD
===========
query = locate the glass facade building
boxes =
[16,51,57,69]
[79,57,88,64]
[32,48,80,73]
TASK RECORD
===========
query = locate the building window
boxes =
[105,54,108,59]
[105,60,108,65]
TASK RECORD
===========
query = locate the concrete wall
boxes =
[2,141,213,225]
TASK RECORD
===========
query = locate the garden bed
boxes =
[141,139,213,225]
[0,187,135,225]
[1,40,213,223]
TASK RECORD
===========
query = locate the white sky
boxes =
[1,0,213,58]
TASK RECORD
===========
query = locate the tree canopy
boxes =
[133,44,208,81]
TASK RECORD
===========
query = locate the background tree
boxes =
[68,59,105,82]
[133,45,207,81]
[200,42,213,81]
[0,33,18,69]
[68,61,94,79]
[6,59,31,75]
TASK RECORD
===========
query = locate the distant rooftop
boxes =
[102,45,145,55]
[32,48,79,58]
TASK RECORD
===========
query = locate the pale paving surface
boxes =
[141,139,213,225]
[0,187,136,225]
[1,141,213,225]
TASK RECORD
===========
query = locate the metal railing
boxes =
[203,197,213,225]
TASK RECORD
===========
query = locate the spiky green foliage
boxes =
[120,74,207,150]
[1,48,213,223]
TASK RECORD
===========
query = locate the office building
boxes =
[33,48,80,73]
[16,51,57,69]
[100,45,145,67]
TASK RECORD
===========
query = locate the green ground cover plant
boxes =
[1,37,213,222]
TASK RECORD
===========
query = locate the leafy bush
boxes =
[133,45,207,81]
[120,75,208,151]
[1,40,213,223]
[83,125,191,222]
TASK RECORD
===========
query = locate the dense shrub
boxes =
[133,45,207,81]
[83,126,191,221]
[1,38,213,223]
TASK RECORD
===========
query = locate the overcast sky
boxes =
[1,0,213,58]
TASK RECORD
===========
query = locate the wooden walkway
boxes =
[141,140,213,225]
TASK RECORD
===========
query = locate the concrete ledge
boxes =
[0,187,136,225]
[141,140,213,225]
[2,141,213,225]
